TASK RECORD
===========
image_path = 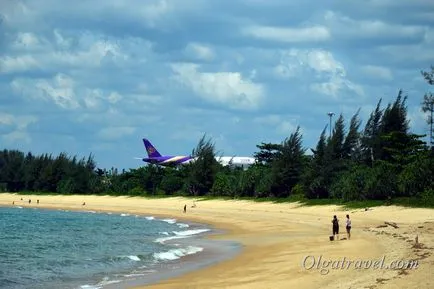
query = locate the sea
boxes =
[0,206,240,289]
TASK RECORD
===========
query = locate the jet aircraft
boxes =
[138,138,256,168]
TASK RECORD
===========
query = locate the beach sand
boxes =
[1,193,433,289]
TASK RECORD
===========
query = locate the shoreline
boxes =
[1,193,433,289]
[0,194,244,289]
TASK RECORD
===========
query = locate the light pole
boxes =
[327,112,335,138]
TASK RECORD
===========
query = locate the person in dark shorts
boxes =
[332,215,339,240]
[346,214,351,240]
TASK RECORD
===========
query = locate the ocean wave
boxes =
[161,218,176,224]
[173,229,210,236]
[120,213,130,217]
[153,246,203,261]
[154,235,189,243]
[154,228,210,243]
[145,216,154,220]
[126,255,140,261]
[177,223,189,228]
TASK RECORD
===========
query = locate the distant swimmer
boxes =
[346,214,351,240]
[332,215,339,240]
[183,204,187,213]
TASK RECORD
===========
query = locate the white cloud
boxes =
[10,72,132,111]
[242,25,330,43]
[171,63,265,110]
[11,73,80,109]
[361,65,393,80]
[12,32,41,49]
[0,55,40,73]
[274,49,345,78]
[184,43,215,61]
[254,114,299,135]
[1,31,130,74]
[97,126,136,140]
[0,113,37,144]
[274,49,363,98]
[323,11,426,39]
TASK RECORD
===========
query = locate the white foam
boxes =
[155,228,210,243]
[123,273,146,277]
[153,246,203,261]
[161,218,176,224]
[98,279,122,286]
[159,232,170,235]
[80,285,101,289]
[173,229,210,236]
[120,213,130,217]
[127,255,140,261]
[154,235,189,243]
[177,223,189,228]
[145,216,154,220]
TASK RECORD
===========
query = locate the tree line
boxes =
[1,67,433,206]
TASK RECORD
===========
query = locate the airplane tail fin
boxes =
[143,138,162,158]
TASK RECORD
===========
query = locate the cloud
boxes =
[97,126,136,140]
[0,113,38,144]
[361,65,393,81]
[184,43,215,61]
[241,25,330,43]
[274,49,364,98]
[171,63,265,110]
[1,0,432,169]
[323,11,427,42]
[254,115,300,135]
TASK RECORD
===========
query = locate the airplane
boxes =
[138,138,256,168]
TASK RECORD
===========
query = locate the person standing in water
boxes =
[332,215,339,240]
[346,214,351,240]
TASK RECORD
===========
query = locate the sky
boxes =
[1,0,434,170]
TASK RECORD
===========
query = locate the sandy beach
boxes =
[1,193,433,289]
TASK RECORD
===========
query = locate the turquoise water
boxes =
[0,206,213,289]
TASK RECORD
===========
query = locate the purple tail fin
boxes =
[143,138,162,158]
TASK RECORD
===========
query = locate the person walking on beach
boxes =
[183,204,187,213]
[332,215,339,240]
[346,214,351,240]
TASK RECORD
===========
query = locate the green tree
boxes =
[253,142,282,165]
[361,99,383,166]
[184,134,219,196]
[270,126,305,197]
[421,66,434,147]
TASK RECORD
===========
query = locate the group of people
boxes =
[331,214,351,240]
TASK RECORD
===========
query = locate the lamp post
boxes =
[327,112,335,138]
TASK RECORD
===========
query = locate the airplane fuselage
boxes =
[139,138,256,168]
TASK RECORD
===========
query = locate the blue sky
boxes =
[1,0,433,170]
